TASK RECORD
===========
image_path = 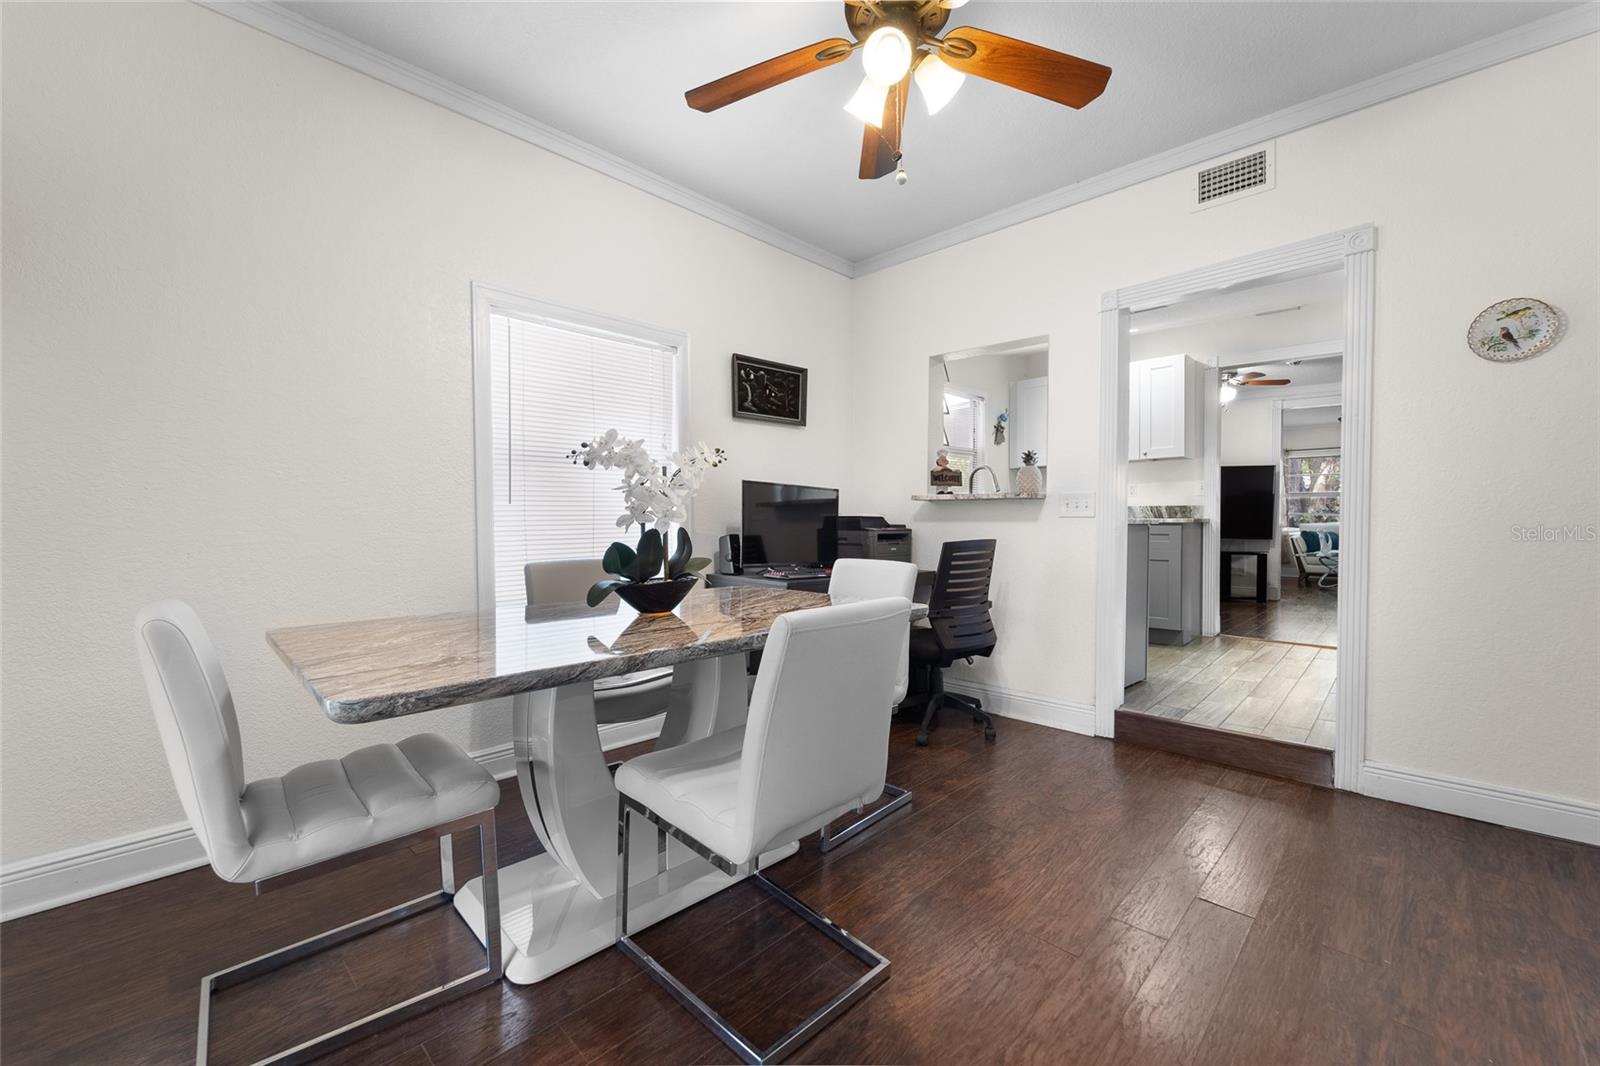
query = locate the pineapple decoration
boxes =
[1015,450,1043,497]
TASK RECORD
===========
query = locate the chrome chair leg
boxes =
[614,797,889,1064]
[196,811,502,1066]
[818,784,912,853]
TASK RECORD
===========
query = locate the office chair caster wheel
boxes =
[984,724,996,742]
[915,733,929,747]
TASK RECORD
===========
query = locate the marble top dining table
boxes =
[267,584,927,725]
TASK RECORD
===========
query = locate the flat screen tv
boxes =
[1220,465,1277,540]
[741,480,839,568]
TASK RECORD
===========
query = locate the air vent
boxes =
[1189,143,1275,212]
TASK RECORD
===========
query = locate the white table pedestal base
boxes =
[452,651,769,984]
[452,840,797,985]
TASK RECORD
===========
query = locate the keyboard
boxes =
[759,566,829,579]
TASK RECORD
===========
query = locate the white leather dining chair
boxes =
[525,560,671,726]
[135,600,503,1066]
[612,596,910,1064]
[820,558,918,851]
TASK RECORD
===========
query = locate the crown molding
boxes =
[197,1,1594,281]
[853,3,1599,275]
[195,1,856,278]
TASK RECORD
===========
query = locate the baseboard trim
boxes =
[1359,762,1600,846]
[944,679,1095,736]
[0,717,667,923]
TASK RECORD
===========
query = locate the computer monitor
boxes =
[740,480,840,568]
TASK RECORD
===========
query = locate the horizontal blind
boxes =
[943,388,983,456]
[489,311,678,604]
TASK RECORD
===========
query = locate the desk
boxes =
[705,570,830,594]
[267,585,926,985]
[1220,540,1273,603]
[708,568,935,604]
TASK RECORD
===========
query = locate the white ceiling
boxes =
[278,1,1577,265]
[1283,403,1343,426]
[1128,272,1345,336]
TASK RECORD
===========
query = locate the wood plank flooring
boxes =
[1221,581,1339,647]
[1115,709,1333,787]
[1125,634,1337,747]
[4,718,1596,1065]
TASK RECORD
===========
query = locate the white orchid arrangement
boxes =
[567,431,728,607]
[567,430,727,531]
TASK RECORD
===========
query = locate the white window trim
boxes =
[470,283,689,611]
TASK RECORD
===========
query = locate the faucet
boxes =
[968,465,1002,495]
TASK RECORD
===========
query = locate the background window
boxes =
[1284,449,1341,526]
[478,292,682,605]
[941,386,985,480]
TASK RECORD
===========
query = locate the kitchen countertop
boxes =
[913,493,1045,502]
[1128,505,1206,523]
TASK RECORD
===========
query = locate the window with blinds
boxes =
[941,386,985,479]
[1283,449,1342,527]
[485,307,680,605]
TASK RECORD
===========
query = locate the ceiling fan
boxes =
[1219,369,1291,404]
[1226,370,1293,388]
[684,0,1112,183]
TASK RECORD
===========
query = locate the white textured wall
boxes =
[1282,421,1341,451]
[0,3,852,861]
[845,36,1599,804]
[2,4,1596,873]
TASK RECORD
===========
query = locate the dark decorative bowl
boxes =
[614,575,699,616]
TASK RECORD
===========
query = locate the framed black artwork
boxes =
[731,354,807,426]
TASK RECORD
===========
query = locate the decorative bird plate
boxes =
[1468,298,1564,362]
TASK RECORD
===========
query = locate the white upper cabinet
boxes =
[1008,376,1048,467]
[1129,355,1203,461]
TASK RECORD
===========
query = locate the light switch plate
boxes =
[1059,492,1095,517]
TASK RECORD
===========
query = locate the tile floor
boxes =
[1123,634,1336,748]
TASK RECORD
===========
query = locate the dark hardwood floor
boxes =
[4,718,1596,1065]
[1222,581,1339,647]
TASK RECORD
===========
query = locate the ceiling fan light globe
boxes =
[914,52,965,115]
[844,75,890,127]
[862,26,913,84]
[1219,383,1238,405]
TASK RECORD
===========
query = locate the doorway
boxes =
[1094,226,1375,790]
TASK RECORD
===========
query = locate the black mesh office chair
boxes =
[909,539,998,746]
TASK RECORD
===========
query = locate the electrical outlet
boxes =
[1059,492,1095,518]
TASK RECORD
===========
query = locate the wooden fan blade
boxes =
[1241,379,1291,386]
[1238,372,1266,380]
[686,38,854,112]
[939,27,1111,108]
[859,74,909,180]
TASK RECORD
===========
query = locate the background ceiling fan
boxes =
[1219,369,1292,404]
[1226,371,1293,388]
[684,0,1112,182]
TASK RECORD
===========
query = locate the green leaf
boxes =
[602,541,636,577]
[682,557,712,573]
[586,579,627,607]
[633,529,664,582]
[667,527,692,578]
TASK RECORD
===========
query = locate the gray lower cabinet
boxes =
[1146,523,1202,646]
[1126,524,1149,685]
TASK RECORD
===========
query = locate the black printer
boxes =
[827,516,912,563]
